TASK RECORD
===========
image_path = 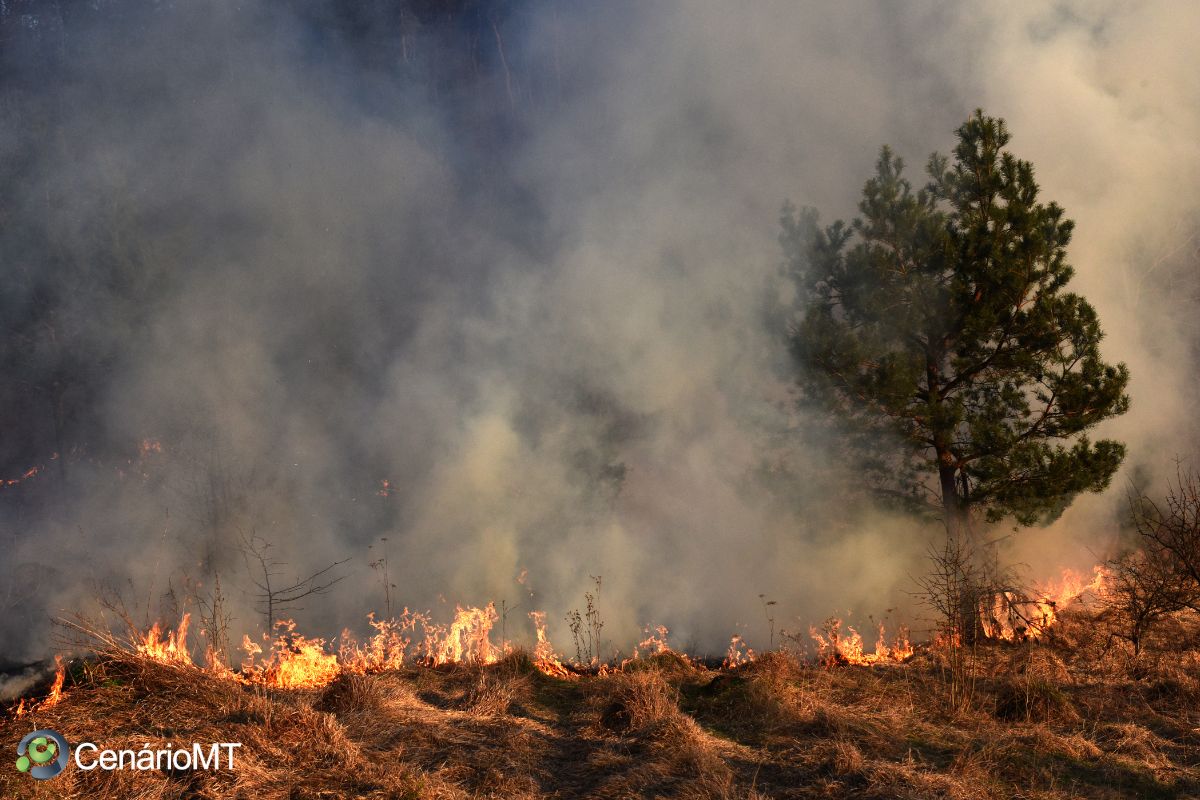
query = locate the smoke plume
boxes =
[1,0,1197,662]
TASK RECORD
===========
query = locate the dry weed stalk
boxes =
[566,575,604,667]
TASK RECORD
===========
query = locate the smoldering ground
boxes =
[0,0,1197,664]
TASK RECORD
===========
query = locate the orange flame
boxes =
[620,624,693,670]
[242,621,339,689]
[137,613,193,666]
[41,656,65,710]
[8,655,67,718]
[634,624,672,658]
[979,566,1108,641]
[528,611,572,677]
[339,612,412,674]
[431,603,500,665]
[723,634,755,669]
[811,619,912,666]
[204,645,238,680]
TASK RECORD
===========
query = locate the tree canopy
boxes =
[784,110,1130,529]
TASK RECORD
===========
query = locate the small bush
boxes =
[461,669,526,717]
[596,670,681,732]
[315,672,386,716]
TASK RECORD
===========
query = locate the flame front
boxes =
[109,600,920,690]
[122,602,558,690]
[242,621,340,689]
[811,619,912,666]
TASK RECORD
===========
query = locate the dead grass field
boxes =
[3,610,1199,799]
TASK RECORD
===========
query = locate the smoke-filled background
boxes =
[1,0,1198,663]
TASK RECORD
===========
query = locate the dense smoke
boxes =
[1,0,1197,664]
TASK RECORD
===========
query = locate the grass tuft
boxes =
[3,609,1198,798]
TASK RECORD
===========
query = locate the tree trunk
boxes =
[936,444,983,642]
[939,461,964,536]
[927,352,981,638]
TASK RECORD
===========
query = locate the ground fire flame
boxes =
[137,613,193,666]
[723,634,755,668]
[125,604,559,689]
[14,567,1105,703]
[529,611,572,677]
[810,620,914,666]
[979,566,1108,642]
[116,609,723,689]
[11,655,65,719]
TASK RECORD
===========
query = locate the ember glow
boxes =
[1,465,41,489]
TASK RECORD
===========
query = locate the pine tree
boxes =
[784,110,1130,532]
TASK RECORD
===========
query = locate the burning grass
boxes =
[3,605,1199,799]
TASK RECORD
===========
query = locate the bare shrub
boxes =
[915,529,981,711]
[1099,547,1190,658]
[1132,467,1200,595]
[1099,471,1200,658]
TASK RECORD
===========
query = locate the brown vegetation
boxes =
[4,606,1199,800]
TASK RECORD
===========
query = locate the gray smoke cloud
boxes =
[2,0,1198,662]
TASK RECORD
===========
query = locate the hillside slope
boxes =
[3,612,1199,799]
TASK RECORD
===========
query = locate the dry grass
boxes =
[3,612,1199,799]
